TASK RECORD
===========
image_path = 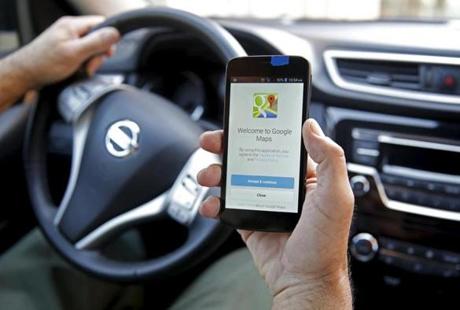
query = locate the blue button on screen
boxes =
[231,174,294,189]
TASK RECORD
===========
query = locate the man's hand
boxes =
[0,16,119,110]
[197,119,354,309]
[14,15,120,88]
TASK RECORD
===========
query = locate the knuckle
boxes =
[60,44,80,60]
[56,16,73,26]
[326,139,345,159]
[95,31,109,43]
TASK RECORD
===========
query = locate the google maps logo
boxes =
[252,93,278,118]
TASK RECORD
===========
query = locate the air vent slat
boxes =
[392,74,420,82]
[336,58,420,92]
[338,68,368,78]
[324,50,460,104]
[390,82,421,90]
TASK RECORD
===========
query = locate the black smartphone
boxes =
[220,55,311,232]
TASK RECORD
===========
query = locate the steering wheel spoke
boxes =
[54,76,135,225]
[75,148,220,249]
[166,148,220,226]
[54,107,94,225]
[24,7,245,281]
[75,192,168,250]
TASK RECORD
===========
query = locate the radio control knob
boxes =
[350,175,370,197]
[351,233,379,262]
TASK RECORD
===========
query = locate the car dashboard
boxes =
[46,18,460,308]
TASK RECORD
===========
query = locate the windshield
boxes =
[148,0,460,21]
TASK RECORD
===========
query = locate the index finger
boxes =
[199,130,223,155]
[306,155,317,180]
[65,16,106,36]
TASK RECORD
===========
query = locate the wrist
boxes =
[7,45,40,90]
[272,270,352,310]
[0,47,38,110]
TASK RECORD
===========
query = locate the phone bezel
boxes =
[220,55,311,232]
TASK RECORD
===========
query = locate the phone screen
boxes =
[225,77,305,213]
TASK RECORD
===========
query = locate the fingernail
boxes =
[199,133,206,147]
[196,169,205,184]
[309,119,325,137]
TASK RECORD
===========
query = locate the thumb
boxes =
[302,119,354,218]
[303,118,348,183]
[72,27,120,59]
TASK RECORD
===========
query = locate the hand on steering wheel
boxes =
[197,119,354,308]
[14,16,119,90]
[0,16,119,111]
[25,8,246,281]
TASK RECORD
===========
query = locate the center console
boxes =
[327,107,460,305]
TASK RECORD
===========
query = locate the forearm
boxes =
[0,48,35,111]
[272,272,352,310]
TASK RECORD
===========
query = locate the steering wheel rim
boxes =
[24,7,247,281]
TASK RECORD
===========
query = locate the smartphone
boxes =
[220,55,311,232]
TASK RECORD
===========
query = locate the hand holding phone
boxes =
[221,56,311,231]
[197,120,355,308]
[197,56,354,308]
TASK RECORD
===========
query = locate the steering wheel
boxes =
[24,8,247,281]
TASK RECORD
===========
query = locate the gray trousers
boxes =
[0,230,271,309]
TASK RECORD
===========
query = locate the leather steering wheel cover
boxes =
[93,7,246,63]
[24,8,247,281]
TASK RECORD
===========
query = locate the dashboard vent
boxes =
[324,50,460,104]
[336,59,421,91]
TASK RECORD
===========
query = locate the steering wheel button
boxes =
[173,208,190,223]
[171,186,198,209]
[25,7,242,281]
[182,174,199,193]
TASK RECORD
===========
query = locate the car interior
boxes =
[1,0,460,308]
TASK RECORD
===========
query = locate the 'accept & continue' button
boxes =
[231,174,294,189]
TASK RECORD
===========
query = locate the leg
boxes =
[0,229,143,310]
[171,248,272,310]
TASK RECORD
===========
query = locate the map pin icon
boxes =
[267,94,275,107]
